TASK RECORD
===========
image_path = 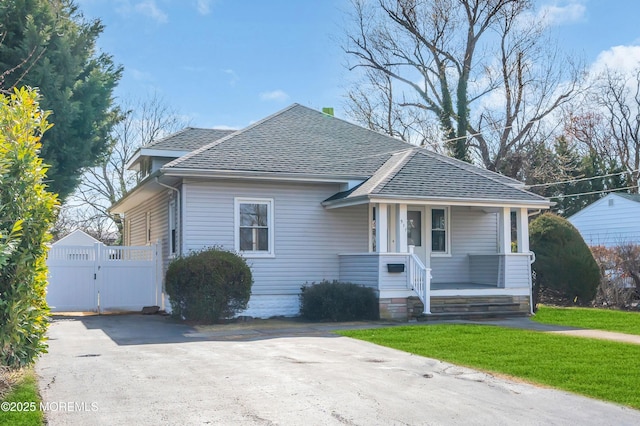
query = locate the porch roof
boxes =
[323,149,551,208]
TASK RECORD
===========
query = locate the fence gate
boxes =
[46,243,160,313]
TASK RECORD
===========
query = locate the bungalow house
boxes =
[568,193,640,247]
[111,104,551,320]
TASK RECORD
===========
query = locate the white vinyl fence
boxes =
[46,243,161,313]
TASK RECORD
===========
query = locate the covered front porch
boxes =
[337,201,535,321]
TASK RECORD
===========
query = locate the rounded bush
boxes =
[300,280,379,321]
[530,213,599,305]
[165,248,252,322]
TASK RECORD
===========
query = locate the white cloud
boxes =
[534,1,586,27]
[222,69,239,86]
[129,68,153,81]
[259,90,289,102]
[590,45,640,76]
[211,124,238,131]
[135,0,168,23]
[196,0,211,15]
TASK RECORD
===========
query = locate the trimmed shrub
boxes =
[0,88,58,368]
[530,213,599,307]
[165,248,252,323]
[300,280,379,321]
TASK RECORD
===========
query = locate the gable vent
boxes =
[608,198,614,207]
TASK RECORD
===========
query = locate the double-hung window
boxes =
[235,198,274,257]
[431,208,449,254]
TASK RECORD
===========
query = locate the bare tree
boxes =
[60,94,189,243]
[345,68,442,151]
[344,0,580,175]
[566,68,640,193]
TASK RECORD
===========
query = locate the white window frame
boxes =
[430,207,451,256]
[234,198,275,258]
[168,199,177,257]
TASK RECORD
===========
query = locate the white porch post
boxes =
[499,207,511,254]
[516,208,530,253]
[397,204,407,253]
[376,203,388,253]
[388,204,397,252]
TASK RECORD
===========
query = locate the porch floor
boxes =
[431,282,497,290]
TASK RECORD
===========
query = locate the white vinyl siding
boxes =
[182,180,368,298]
[339,254,379,289]
[431,206,498,283]
[124,191,171,271]
[504,255,531,288]
[569,194,640,247]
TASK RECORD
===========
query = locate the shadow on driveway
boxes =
[51,314,392,345]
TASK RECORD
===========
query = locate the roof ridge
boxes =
[416,149,547,201]
[423,149,524,185]
[188,126,238,131]
[309,105,415,150]
[371,148,417,194]
[165,104,300,169]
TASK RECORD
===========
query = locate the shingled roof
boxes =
[165,104,411,176]
[162,104,549,206]
[324,149,546,204]
[147,127,235,151]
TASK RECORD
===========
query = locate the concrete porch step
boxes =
[430,302,522,313]
[407,295,531,321]
[416,310,530,322]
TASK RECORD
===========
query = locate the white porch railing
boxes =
[408,248,432,314]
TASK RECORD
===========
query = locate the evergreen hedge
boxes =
[530,213,600,306]
[165,248,252,322]
[300,280,379,321]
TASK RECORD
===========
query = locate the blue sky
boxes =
[77,0,640,130]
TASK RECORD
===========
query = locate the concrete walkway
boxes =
[36,314,640,425]
[450,316,640,345]
[194,315,640,346]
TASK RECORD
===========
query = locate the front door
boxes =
[408,206,430,268]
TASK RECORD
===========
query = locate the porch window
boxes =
[235,198,274,257]
[370,206,376,252]
[431,208,449,254]
[407,210,422,246]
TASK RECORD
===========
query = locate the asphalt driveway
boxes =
[36,314,640,425]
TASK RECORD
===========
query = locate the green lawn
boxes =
[338,324,640,409]
[533,305,640,335]
[0,368,43,426]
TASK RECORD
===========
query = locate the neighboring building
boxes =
[111,104,552,320]
[53,229,101,247]
[568,193,640,247]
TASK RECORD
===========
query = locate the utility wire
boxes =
[549,185,639,199]
[527,169,639,188]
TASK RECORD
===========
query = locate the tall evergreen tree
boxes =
[527,137,628,217]
[0,0,122,200]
